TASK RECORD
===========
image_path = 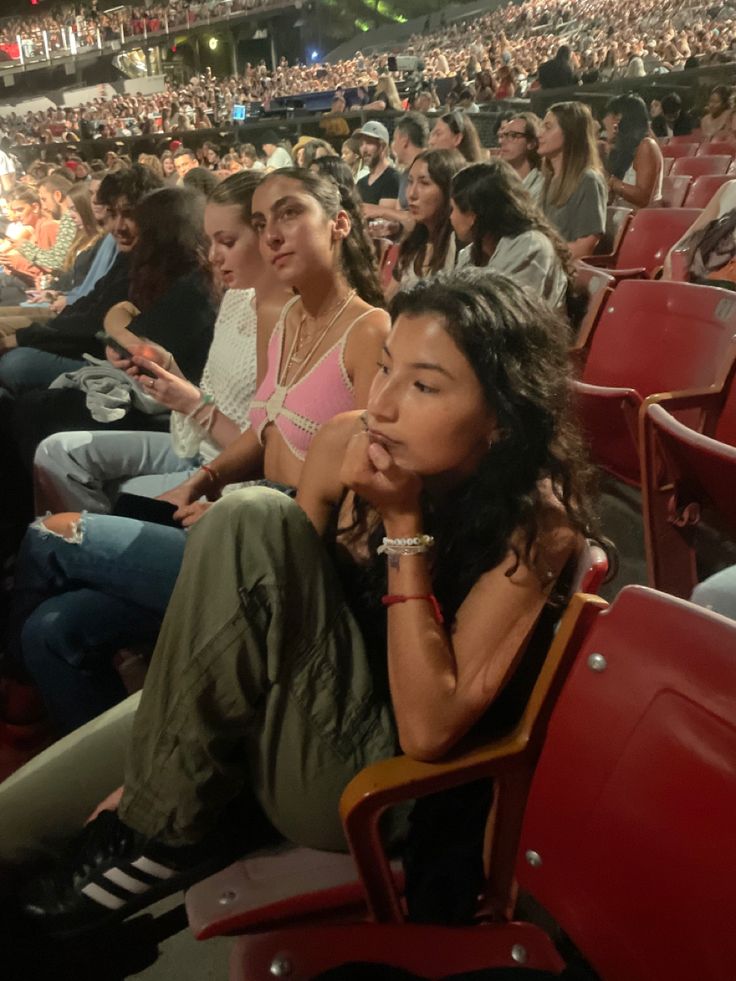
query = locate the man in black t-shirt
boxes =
[355,121,400,206]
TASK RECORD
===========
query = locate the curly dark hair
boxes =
[258,167,385,308]
[128,187,212,311]
[97,162,163,210]
[451,159,575,285]
[395,148,466,282]
[346,268,602,622]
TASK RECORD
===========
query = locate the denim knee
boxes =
[21,596,99,673]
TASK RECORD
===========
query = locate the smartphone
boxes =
[95,331,157,378]
[96,330,132,359]
[112,493,181,528]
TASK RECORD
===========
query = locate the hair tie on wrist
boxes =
[382,593,444,624]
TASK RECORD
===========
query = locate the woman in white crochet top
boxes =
[32,172,287,515]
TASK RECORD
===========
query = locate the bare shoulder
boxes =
[351,302,391,337]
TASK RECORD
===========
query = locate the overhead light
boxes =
[208,37,218,50]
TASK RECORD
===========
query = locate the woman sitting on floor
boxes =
[2,269,599,939]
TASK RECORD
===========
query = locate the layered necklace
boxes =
[280,289,357,387]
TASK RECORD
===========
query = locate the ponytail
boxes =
[260,167,385,309]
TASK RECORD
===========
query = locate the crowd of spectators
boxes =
[0,0,735,970]
[0,0,275,61]
[3,0,736,114]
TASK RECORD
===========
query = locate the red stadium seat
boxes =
[669,133,704,145]
[697,140,736,156]
[586,207,699,279]
[661,174,691,208]
[661,141,699,159]
[227,586,736,981]
[186,551,608,944]
[662,156,674,176]
[641,362,736,597]
[683,174,736,209]
[574,279,736,485]
[571,263,616,366]
[593,204,632,259]
[671,154,732,178]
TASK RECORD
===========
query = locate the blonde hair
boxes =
[376,74,403,111]
[138,153,164,179]
[542,101,603,208]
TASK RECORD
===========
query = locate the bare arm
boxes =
[341,433,578,761]
[343,308,391,408]
[296,412,362,534]
[567,234,601,260]
[609,138,662,209]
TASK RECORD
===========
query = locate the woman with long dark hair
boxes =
[603,94,663,209]
[389,148,466,299]
[101,185,216,381]
[5,270,600,935]
[3,168,388,733]
[451,159,572,307]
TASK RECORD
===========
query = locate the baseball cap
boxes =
[353,120,390,144]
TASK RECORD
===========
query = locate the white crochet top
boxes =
[170,288,258,464]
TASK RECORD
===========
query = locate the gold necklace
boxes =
[280,289,356,387]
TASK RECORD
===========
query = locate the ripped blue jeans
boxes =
[9,512,187,733]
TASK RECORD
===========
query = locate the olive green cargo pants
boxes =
[0,487,397,864]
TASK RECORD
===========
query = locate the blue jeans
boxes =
[0,347,85,398]
[10,512,187,733]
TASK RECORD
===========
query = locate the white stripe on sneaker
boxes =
[131,856,176,879]
[103,867,152,894]
[81,882,125,910]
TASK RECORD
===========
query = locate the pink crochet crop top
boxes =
[247,295,378,460]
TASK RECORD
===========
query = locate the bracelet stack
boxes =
[377,534,435,556]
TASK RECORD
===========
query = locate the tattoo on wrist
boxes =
[388,554,400,571]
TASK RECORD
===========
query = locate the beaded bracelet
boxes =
[377,534,435,556]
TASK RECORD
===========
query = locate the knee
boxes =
[35,512,85,542]
[207,486,301,532]
[35,432,74,470]
[22,599,87,673]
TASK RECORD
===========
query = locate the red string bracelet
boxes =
[200,464,218,485]
[382,593,444,625]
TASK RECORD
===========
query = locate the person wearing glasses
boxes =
[497,113,544,203]
[428,110,485,163]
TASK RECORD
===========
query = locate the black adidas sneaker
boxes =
[20,810,232,939]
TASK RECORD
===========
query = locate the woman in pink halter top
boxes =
[162,168,389,520]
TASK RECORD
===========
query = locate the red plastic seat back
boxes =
[518,585,736,981]
[614,207,700,275]
[671,154,732,178]
[684,173,735,209]
[578,279,736,483]
[648,403,736,535]
[595,205,632,256]
[660,174,690,208]
[697,140,735,156]
[661,141,699,158]
[582,279,736,395]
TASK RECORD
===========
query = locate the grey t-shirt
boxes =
[543,168,607,243]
